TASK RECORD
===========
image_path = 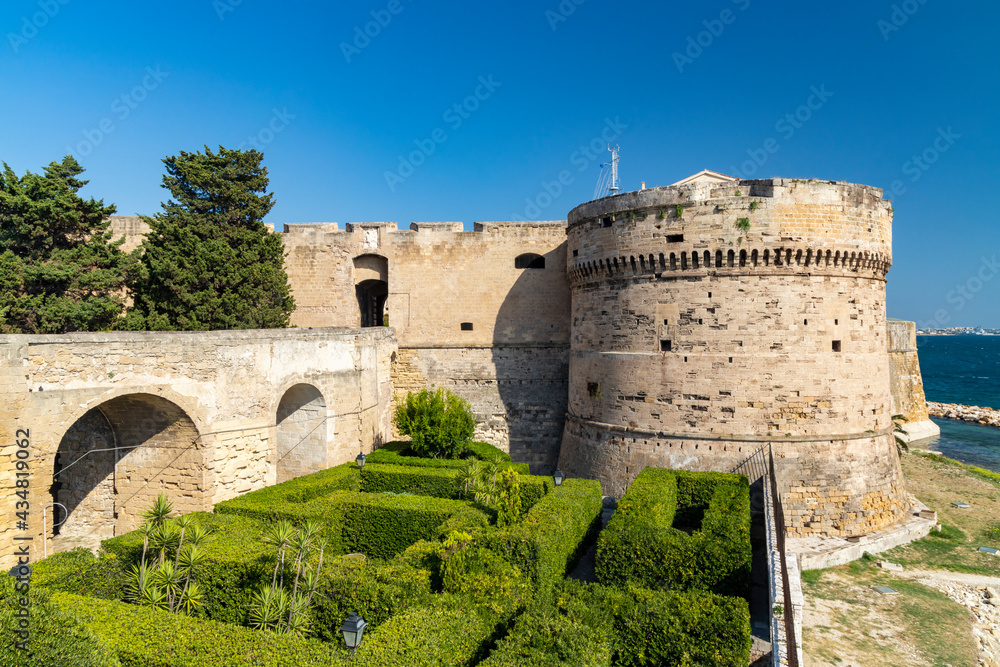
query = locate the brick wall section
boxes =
[560,179,908,537]
[0,328,395,569]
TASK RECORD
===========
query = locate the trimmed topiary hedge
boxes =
[360,463,460,497]
[359,462,549,516]
[0,577,120,667]
[310,557,432,643]
[353,594,505,667]
[212,464,359,519]
[338,493,491,559]
[477,580,612,667]
[32,547,129,601]
[50,592,347,666]
[595,468,752,599]
[366,440,529,473]
[483,478,603,589]
[609,586,752,667]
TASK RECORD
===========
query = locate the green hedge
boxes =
[596,468,752,598]
[310,558,432,643]
[353,595,504,667]
[360,463,459,498]
[337,493,490,559]
[610,586,751,667]
[359,462,549,515]
[483,478,603,589]
[477,581,612,667]
[212,464,359,519]
[51,592,347,666]
[33,547,129,601]
[0,577,120,667]
[366,440,529,474]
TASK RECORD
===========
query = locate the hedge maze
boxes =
[9,442,752,666]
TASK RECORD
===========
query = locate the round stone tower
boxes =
[558,178,908,537]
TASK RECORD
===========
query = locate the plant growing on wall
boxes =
[736,218,751,233]
[123,145,295,331]
[393,387,476,459]
[749,200,759,212]
[674,205,685,219]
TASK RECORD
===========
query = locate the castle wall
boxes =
[0,327,395,569]
[281,221,571,471]
[561,179,907,537]
[887,319,940,442]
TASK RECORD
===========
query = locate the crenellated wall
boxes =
[559,179,908,537]
[280,220,571,471]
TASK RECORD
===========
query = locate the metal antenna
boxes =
[593,144,621,200]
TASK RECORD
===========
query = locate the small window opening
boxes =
[666,234,684,243]
[684,356,688,362]
[804,319,808,325]
[573,249,579,257]
[834,319,839,325]
[461,322,474,331]
[698,319,703,325]
[832,340,842,352]
[602,216,613,227]
[660,340,672,352]
[728,357,733,363]
[663,319,669,325]
[708,292,712,298]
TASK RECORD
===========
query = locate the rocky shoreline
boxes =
[927,401,1000,429]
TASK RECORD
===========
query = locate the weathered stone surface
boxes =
[0,328,395,569]
[558,178,910,537]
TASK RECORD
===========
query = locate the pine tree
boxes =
[0,156,126,333]
[124,146,294,331]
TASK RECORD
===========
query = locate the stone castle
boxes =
[0,172,939,567]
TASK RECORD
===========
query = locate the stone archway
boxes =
[275,384,328,483]
[51,394,204,544]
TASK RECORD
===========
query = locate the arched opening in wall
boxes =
[51,394,203,544]
[276,384,328,484]
[354,254,389,327]
[515,253,545,269]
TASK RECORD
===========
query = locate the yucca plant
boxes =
[249,583,289,631]
[263,520,296,588]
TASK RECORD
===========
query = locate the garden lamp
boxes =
[340,612,367,654]
[356,451,367,469]
[553,469,565,487]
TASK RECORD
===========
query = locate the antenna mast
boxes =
[593,144,621,200]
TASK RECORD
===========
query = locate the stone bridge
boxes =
[0,328,395,568]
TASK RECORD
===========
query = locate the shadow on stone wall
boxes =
[492,246,569,474]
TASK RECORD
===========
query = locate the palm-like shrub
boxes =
[249,520,326,637]
[125,493,210,615]
[393,388,476,459]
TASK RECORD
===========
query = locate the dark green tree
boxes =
[124,146,294,331]
[0,156,126,334]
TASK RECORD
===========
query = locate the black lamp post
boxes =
[340,612,368,655]
[355,451,367,469]
[553,469,565,487]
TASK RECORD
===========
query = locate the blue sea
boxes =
[916,335,1000,471]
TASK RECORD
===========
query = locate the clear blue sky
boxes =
[1,0,997,326]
